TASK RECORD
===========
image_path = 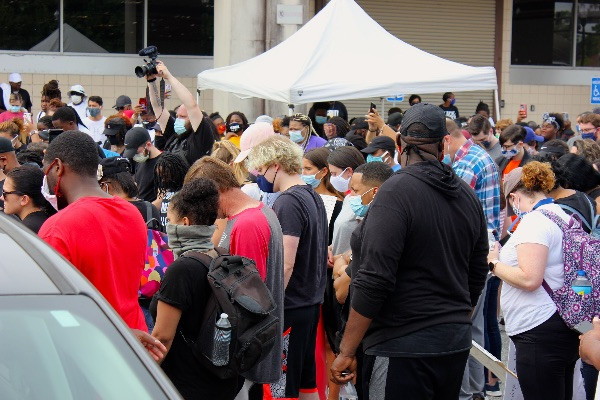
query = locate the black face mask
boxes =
[227,123,241,133]
[143,120,156,130]
[108,135,119,146]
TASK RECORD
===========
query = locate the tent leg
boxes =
[380,98,385,119]
[494,89,500,122]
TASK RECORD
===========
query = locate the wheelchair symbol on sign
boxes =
[594,86,600,97]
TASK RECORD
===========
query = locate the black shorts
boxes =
[268,304,320,398]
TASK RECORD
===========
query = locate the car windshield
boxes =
[0,295,170,400]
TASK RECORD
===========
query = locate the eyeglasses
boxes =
[581,128,597,134]
[2,189,23,197]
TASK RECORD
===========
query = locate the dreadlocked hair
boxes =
[154,152,190,197]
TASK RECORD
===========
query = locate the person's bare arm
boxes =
[282,235,300,288]
[366,110,396,141]
[151,301,183,364]
[156,61,203,131]
[331,308,372,384]
[490,242,548,291]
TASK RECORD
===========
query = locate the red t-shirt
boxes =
[39,196,148,331]
[227,205,272,280]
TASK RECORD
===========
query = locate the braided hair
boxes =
[154,152,190,197]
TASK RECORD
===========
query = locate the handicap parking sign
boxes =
[386,95,404,103]
[591,78,600,104]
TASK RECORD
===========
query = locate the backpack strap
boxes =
[556,204,592,232]
[184,249,220,270]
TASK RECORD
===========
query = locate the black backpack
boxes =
[182,248,279,379]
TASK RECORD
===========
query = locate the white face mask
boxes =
[41,175,58,211]
[330,168,351,192]
[133,151,149,163]
[70,95,83,105]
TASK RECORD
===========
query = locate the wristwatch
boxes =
[488,259,499,272]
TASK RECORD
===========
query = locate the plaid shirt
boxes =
[452,139,501,235]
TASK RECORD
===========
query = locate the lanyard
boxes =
[508,197,554,234]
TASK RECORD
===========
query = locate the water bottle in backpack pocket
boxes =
[212,313,232,366]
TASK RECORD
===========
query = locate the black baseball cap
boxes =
[0,137,14,154]
[361,136,396,155]
[400,103,448,139]
[99,157,132,178]
[387,112,403,128]
[123,127,151,159]
[113,95,132,109]
[348,117,368,136]
[538,142,568,158]
[103,118,127,136]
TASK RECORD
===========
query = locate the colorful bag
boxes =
[139,202,173,298]
[140,229,174,298]
[539,210,600,329]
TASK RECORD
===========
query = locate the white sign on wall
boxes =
[277,4,303,25]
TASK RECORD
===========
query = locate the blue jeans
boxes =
[483,276,501,380]
[141,305,154,333]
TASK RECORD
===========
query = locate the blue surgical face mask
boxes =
[301,172,321,188]
[9,105,20,113]
[174,118,187,135]
[349,188,374,217]
[315,116,327,124]
[289,129,304,143]
[257,167,277,193]
[582,133,596,140]
[501,147,519,159]
[87,107,101,117]
[366,151,389,164]
[442,154,452,165]
[450,98,456,106]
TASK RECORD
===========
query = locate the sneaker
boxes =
[484,382,502,397]
[472,394,487,400]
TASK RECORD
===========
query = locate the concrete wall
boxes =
[500,0,595,123]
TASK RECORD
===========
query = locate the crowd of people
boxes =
[3,62,600,400]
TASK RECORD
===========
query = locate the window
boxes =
[0,0,60,52]
[63,0,144,53]
[147,0,214,56]
[512,0,600,67]
[0,0,213,56]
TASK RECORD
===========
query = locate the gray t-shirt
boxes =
[219,204,284,384]
[485,141,502,163]
[331,196,361,255]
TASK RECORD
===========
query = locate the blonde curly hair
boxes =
[0,118,26,145]
[247,136,303,175]
[520,161,555,193]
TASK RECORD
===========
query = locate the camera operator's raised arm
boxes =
[155,61,203,132]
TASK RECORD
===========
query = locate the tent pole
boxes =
[380,98,385,119]
[494,89,500,122]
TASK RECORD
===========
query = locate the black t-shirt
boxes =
[130,200,162,232]
[134,156,159,202]
[159,116,215,166]
[272,185,328,309]
[439,104,460,120]
[21,210,50,234]
[150,255,238,400]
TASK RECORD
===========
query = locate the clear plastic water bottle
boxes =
[339,382,358,400]
[212,313,231,366]
[572,270,592,296]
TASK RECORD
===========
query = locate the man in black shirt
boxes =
[440,91,460,120]
[146,61,215,166]
[123,127,162,202]
[331,103,488,399]
[248,136,328,400]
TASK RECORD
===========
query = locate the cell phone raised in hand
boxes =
[139,98,148,110]
[370,102,377,113]
[23,112,32,124]
[519,104,527,119]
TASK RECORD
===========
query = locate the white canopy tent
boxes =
[197,0,498,116]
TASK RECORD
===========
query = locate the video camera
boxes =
[135,46,159,78]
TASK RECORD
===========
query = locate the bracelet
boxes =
[147,77,157,83]
[368,128,378,132]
